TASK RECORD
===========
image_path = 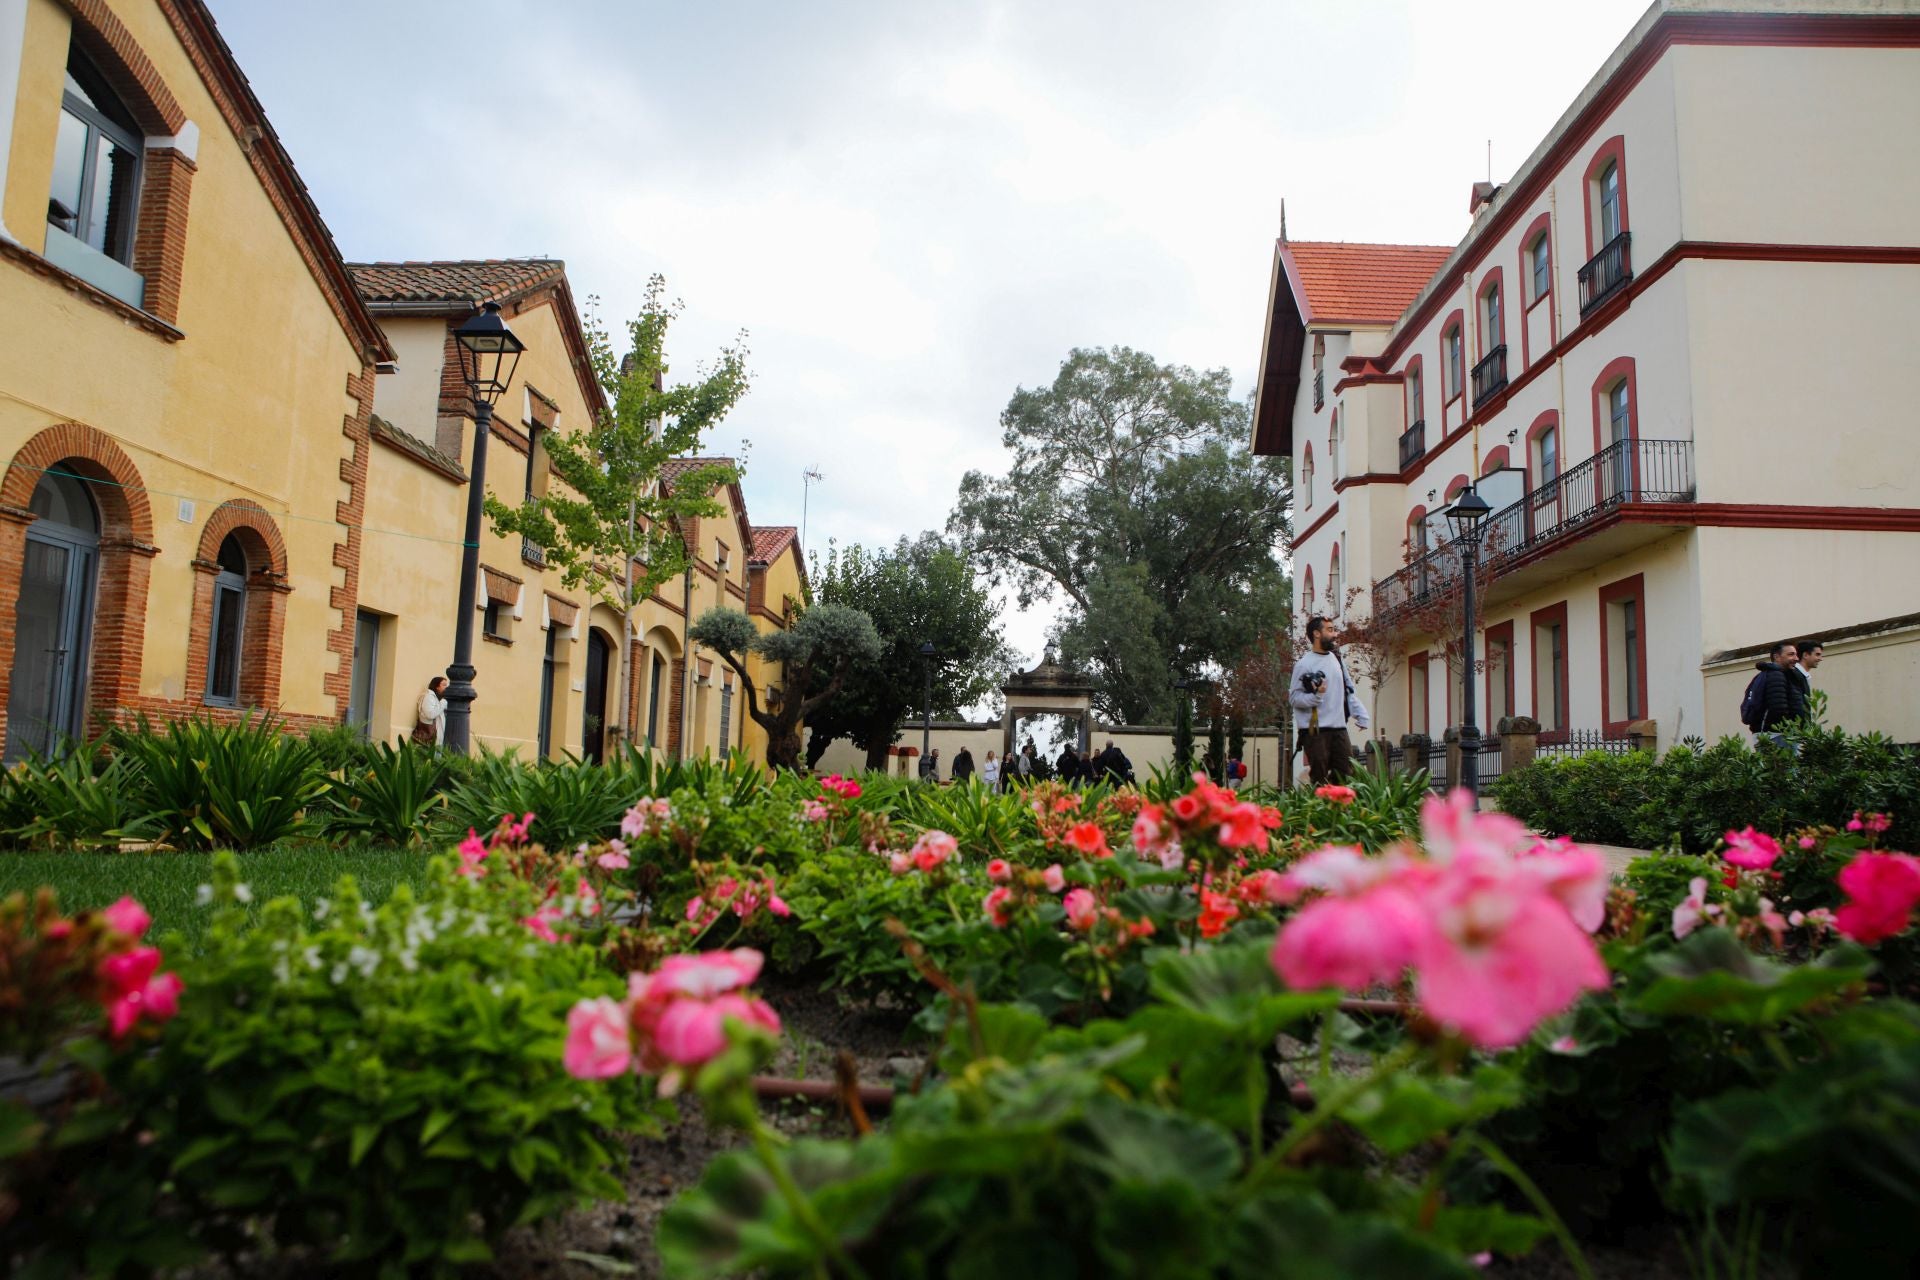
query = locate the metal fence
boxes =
[1535,728,1654,761]
[1376,728,1651,794]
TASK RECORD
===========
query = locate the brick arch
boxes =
[0,422,157,753]
[62,0,188,133]
[186,501,291,710]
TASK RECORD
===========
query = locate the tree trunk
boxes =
[864,738,891,772]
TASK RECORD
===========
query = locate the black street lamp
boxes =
[1445,485,1493,804]
[918,642,937,770]
[443,301,525,754]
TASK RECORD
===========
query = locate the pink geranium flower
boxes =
[1132,804,1168,853]
[911,830,958,872]
[1271,888,1428,990]
[1672,876,1710,939]
[1217,802,1269,850]
[597,840,631,871]
[457,828,488,877]
[1723,827,1782,871]
[99,946,184,1038]
[1063,888,1099,932]
[564,997,632,1078]
[801,800,829,823]
[1314,784,1357,805]
[982,886,1012,927]
[101,896,151,939]
[652,992,781,1066]
[986,859,1012,883]
[1834,852,1920,944]
[888,851,912,875]
[1042,863,1066,894]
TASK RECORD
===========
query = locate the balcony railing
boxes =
[521,536,548,568]
[1313,369,1325,410]
[1399,419,1425,471]
[1373,437,1694,618]
[1471,345,1508,408]
[1578,231,1633,315]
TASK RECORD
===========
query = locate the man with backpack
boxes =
[1740,641,1808,744]
[1290,615,1369,785]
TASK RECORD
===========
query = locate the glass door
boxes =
[537,626,557,759]
[6,533,97,762]
[348,610,381,735]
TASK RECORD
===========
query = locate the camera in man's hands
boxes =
[1299,670,1326,695]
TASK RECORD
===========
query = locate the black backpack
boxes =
[1740,672,1767,732]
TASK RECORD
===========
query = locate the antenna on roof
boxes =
[1279,198,1288,243]
[1487,140,1492,183]
[802,466,824,551]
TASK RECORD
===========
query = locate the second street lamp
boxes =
[443,300,525,754]
[1444,484,1493,805]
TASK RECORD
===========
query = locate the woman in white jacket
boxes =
[413,676,448,746]
[981,751,1001,792]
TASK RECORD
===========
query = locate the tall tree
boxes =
[688,604,883,770]
[486,276,749,746]
[802,534,1010,771]
[949,347,1291,723]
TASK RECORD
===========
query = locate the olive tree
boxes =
[688,603,883,770]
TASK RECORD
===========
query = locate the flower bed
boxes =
[5,762,1919,1277]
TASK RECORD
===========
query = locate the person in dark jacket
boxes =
[1750,641,1809,735]
[1095,741,1134,785]
[1056,743,1082,784]
[951,746,975,783]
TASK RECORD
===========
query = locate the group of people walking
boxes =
[920,738,1135,789]
[1742,637,1826,742]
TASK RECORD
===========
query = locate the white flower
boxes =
[272,958,291,984]
[303,946,323,970]
[196,884,214,906]
[330,963,349,985]
[234,883,253,904]
[347,945,379,978]
[313,898,331,921]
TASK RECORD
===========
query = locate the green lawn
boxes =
[0,846,429,947]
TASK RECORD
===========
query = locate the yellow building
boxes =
[0,0,390,761]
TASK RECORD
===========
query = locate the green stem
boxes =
[1249,1040,1421,1183]
[751,1116,872,1280]
[1462,1133,1593,1280]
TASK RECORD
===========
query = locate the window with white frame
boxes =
[1536,425,1559,485]
[1597,161,1623,244]
[1328,544,1343,614]
[1605,379,1631,447]
[1529,234,1551,303]
[1301,447,1314,509]
[1481,283,1503,348]
[1330,411,1343,481]
[1407,364,1424,425]
[1443,326,1464,400]
[49,48,142,267]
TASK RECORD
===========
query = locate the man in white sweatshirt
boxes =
[1289,615,1369,785]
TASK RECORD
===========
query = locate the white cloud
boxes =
[214,0,1651,667]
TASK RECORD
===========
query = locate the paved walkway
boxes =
[1592,843,1652,878]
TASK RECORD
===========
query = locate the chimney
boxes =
[1469,181,1499,216]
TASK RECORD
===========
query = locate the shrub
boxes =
[433,751,635,848]
[0,740,150,851]
[112,714,330,850]
[10,853,663,1275]
[301,721,383,774]
[320,741,452,848]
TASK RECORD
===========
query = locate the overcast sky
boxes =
[213,0,1651,663]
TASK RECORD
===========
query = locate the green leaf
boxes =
[1426,1204,1552,1258]
[420,1108,456,1147]
[441,1235,494,1263]
[1073,1094,1241,1192]
[658,1140,900,1280]
[1338,1067,1524,1155]
[1225,1190,1479,1279]
[1633,929,1872,1024]
[51,1100,123,1148]
[349,1122,380,1168]
[0,1100,47,1159]
[171,1133,237,1174]
[938,1001,1048,1074]
[949,1224,1079,1280]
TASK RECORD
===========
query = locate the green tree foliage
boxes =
[486,276,750,743]
[1206,705,1227,783]
[803,535,1011,771]
[689,604,884,770]
[1172,688,1195,775]
[949,346,1291,723]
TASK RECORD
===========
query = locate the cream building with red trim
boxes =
[1254,0,1920,750]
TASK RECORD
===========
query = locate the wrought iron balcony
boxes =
[521,536,547,568]
[1399,419,1425,472]
[1372,438,1694,619]
[1471,345,1508,408]
[1313,368,1325,411]
[1578,231,1633,315]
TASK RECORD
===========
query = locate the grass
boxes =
[0,844,429,947]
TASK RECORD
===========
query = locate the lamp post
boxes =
[1444,485,1493,805]
[443,301,525,754]
[918,642,937,771]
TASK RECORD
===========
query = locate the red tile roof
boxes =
[348,259,565,307]
[1283,241,1453,326]
[750,526,798,563]
[658,457,738,491]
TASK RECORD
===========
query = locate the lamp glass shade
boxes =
[1445,487,1493,541]
[452,301,526,406]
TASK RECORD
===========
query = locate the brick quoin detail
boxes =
[184,501,292,711]
[0,423,157,755]
[131,148,194,325]
[322,369,377,722]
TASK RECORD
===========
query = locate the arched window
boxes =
[1328,543,1343,615]
[8,470,102,760]
[1407,506,1430,561]
[205,535,248,705]
[1604,379,1631,448]
[1443,323,1464,402]
[1303,565,1315,610]
[1301,444,1315,509]
[1597,161,1622,244]
[1329,410,1343,482]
